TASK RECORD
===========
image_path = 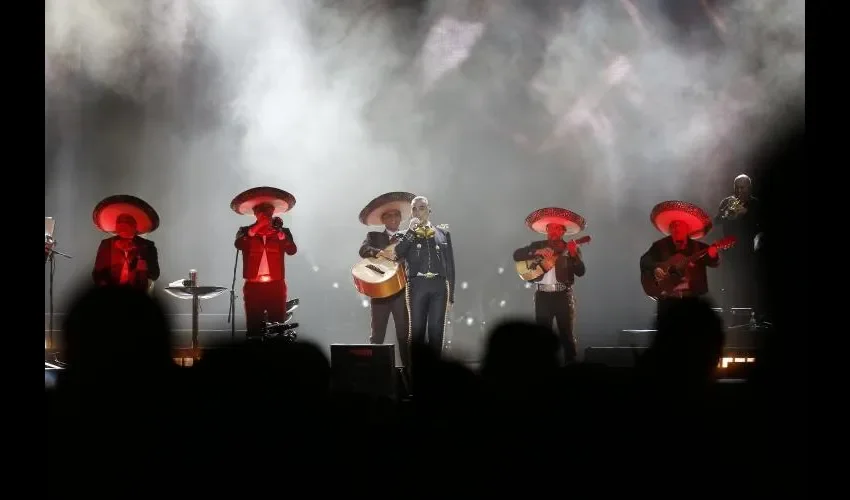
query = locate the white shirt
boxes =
[257,235,270,279]
[539,266,559,285]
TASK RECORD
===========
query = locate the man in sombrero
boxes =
[513,207,587,363]
[232,187,298,340]
[639,200,720,301]
[91,195,161,293]
[393,196,455,358]
[358,191,415,368]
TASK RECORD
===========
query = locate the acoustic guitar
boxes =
[351,241,407,299]
[640,235,736,300]
[515,235,592,281]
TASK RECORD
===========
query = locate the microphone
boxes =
[409,217,421,230]
[272,217,284,230]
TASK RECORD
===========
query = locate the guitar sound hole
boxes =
[365,264,385,275]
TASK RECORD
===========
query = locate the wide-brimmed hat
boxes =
[230,186,296,216]
[650,200,712,239]
[525,207,586,235]
[358,191,416,226]
[92,195,160,234]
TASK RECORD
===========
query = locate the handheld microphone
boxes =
[272,217,284,230]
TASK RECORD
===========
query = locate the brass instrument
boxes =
[721,196,744,219]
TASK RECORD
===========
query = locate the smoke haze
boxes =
[45,0,804,357]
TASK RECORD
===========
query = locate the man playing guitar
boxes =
[513,207,587,364]
[639,201,726,306]
[357,191,415,368]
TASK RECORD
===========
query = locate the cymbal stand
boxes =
[227,249,239,341]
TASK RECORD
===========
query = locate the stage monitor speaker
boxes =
[585,346,646,367]
[585,346,759,378]
[330,343,396,398]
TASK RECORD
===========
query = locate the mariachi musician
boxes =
[639,200,721,309]
[357,191,415,368]
[91,195,161,294]
[512,207,587,363]
[393,196,455,358]
[715,174,761,308]
[232,186,298,340]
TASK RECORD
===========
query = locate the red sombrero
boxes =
[92,195,160,234]
[525,207,586,235]
[230,186,296,216]
[650,200,712,239]
[358,191,416,226]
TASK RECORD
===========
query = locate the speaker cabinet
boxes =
[585,346,646,367]
[330,344,396,398]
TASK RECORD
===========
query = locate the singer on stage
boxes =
[232,187,298,339]
[91,195,161,293]
[393,196,455,358]
[358,191,415,368]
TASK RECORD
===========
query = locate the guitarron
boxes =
[515,235,592,281]
[640,236,736,299]
[351,242,407,298]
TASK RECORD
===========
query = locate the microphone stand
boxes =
[45,246,72,355]
[227,248,240,341]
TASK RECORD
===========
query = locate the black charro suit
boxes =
[92,235,161,293]
[393,223,455,357]
[359,229,410,367]
[513,239,585,362]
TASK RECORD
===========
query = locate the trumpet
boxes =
[721,196,744,219]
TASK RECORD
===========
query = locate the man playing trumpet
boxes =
[715,174,761,308]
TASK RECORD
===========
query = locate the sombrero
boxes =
[525,207,586,235]
[358,191,416,226]
[230,186,296,216]
[92,195,160,234]
[650,200,712,239]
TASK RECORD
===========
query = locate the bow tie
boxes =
[415,225,436,238]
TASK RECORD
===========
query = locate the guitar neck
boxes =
[546,236,591,253]
[688,241,726,264]
[690,247,710,262]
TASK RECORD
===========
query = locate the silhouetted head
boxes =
[481,320,560,389]
[61,285,173,374]
[646,298,724,384]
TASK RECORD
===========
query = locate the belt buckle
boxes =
[423,272,437,279]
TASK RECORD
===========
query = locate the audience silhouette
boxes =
[46,115,804,495]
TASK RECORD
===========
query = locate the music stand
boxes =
[45,217,72,358]
[164,273,227,360]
